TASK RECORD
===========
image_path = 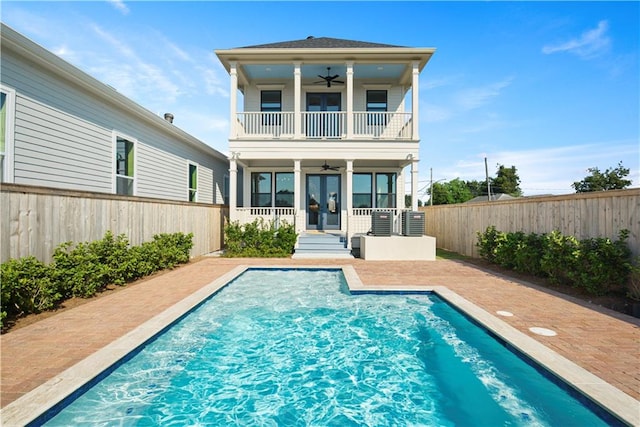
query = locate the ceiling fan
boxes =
[321,161,340,171]
[314,67,344,88]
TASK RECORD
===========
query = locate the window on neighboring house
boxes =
[353,173,372,208]
[223,174,230,205]
[366,90,387,126]
[275,172,294,207]
[189,163,198,202]
[251,172,272,207]
[0,92,6,182]
[115,136,134,195]
[261,90,281,125]
[376,172,396,208]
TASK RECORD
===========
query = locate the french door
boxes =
[306,174,340,230]
[306,93,341,138]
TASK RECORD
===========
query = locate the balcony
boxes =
[233,112,413,140]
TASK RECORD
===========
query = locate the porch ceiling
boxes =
[241,63,408,81]
[238,158,414,169]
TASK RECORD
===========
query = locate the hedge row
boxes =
[1,231,193,329]
[223,218,297,257]
[476,226,631,296]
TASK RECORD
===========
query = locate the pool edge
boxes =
[2,266,637,426]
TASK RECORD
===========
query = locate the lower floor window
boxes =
[353,172,396,209]
[251,172,295,207]
[376,173,397,208]
[251,172,272,207]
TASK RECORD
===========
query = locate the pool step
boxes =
[292,233,353,259]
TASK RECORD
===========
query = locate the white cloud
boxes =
[107,0,130,15]
[453,77,514,111]
[542,20,611,59]
[426,141,639,196]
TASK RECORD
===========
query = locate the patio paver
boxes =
[1,257,639,411]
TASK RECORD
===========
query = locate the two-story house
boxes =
[216,36,435,247]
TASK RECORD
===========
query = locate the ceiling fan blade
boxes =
[331,75,339,79]
[333,80,344,84]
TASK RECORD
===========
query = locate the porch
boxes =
[234,111,413,140]
[235,207,414,248]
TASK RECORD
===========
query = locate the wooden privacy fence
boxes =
[1,184,228,264]
[420,188,639,258]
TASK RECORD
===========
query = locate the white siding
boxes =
[13,96,112,192]
[1,41,228,204]
[198,166,214,204]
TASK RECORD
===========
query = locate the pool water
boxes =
[39,269,616,426]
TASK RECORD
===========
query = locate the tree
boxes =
[491,165,522,197]
[429,178,473,205]
[465,179,486,198]
[572,161,632,193]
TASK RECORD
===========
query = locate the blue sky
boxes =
[2,1,638,196]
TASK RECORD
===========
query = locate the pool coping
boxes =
[1,265,637,426]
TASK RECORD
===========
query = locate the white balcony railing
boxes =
[233,112,413,140]
[236,112,295,138]
[353,112,412,139]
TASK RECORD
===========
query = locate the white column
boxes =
[294,62,302,138]
[229,157,238,222]
[346,61,354,139]
[411,61,420,141]
[345,160,353,245]
[411,160,419,211]
[229,62,238,139]
[294,159,302,232]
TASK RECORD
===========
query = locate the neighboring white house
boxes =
[215,36,435,241]
[0,23,228,204]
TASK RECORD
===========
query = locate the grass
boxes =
[436,248,470,261]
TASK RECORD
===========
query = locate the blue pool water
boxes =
[39,269,617,426]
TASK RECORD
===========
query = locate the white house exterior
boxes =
[0,23,228,204]
[216,37,435,242]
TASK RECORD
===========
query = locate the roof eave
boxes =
[1,23,227,162]
[215,47,436,73]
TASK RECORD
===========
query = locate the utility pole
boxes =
[485,157,491,202]
[429,167,433,206]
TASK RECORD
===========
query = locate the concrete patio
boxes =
[1,256,638,422]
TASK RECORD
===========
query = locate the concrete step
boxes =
[294,233,353,259]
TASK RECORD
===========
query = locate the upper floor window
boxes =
[251,172,272,207]
[115,136,135,195]
[189,163,198,202]
[261,90,281,125]
[367,90,388,126]
[376,172,396,209]
[353,173,372,208]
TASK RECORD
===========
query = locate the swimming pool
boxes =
[31,268,621,426]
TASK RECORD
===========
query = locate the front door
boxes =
[306,174,340,230]
[306,93,341,138]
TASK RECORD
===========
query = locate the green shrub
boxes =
[477,227,632,296]
[52,241,109,298]
[1,231,194,329]
[476,225,503,263]
[1,257,61,319]
[573,230,631,295]
[223,219,297,257]
[540,230,580,286]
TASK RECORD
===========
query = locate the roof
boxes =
[0,23,227,162]
[465,193,516,203]
[238,36,405,49]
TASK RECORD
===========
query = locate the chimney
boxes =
[164,113,174,123]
